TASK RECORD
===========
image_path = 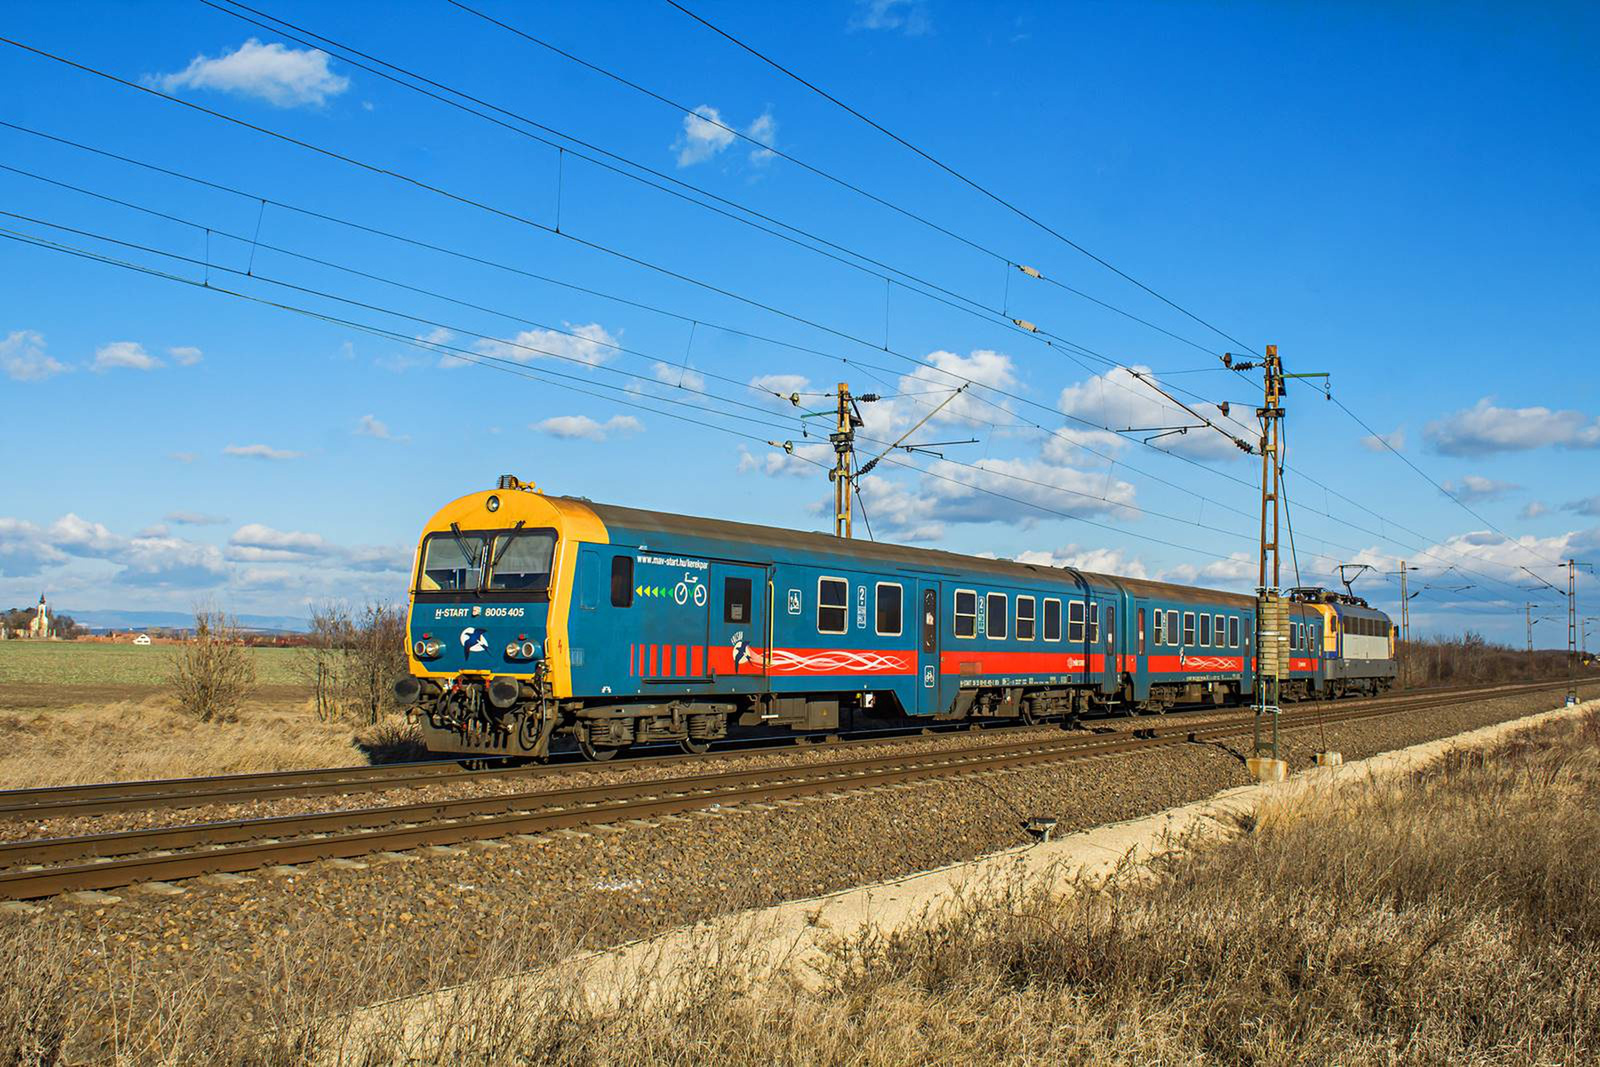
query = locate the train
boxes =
[394,475,1397,760]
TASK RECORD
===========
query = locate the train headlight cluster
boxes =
[413,638,443,659]
[505,640,538,661]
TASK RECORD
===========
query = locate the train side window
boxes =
[922,589,937,653]
[1154,610,1166,646]
[725,577,752,624]
[875,582,903,637]
[610,555,634,607]
[954,589,977,639]
[1214,615,1225,646]
[1068,600,1086,642]
[1138,608,1146,655]
[1166,610,1179,646]
[1182,611,1196,645]
[987,593,1008,639]
[1043,598,1062,642]
[1089,603,1101,644]
[578,553,600,611]
[1228,616,1240,648]
[1016,596,1036,640]
[817,577,848,635]
[1199,613,1212,646]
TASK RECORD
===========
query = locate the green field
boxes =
[0,641,308,687]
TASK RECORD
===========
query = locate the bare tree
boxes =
[296,602,408,724]
[169,610,257,722]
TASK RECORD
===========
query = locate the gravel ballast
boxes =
[10,682,1595,1055]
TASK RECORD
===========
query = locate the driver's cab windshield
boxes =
[416,529,557,593]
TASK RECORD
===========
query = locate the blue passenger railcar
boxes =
[396,478,1394,760]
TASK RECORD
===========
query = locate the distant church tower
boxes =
[28,594,50,640]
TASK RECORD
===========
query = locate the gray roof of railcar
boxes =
[572,498,1255,609]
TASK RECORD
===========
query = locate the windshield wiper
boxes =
[448,522,484,594]
[487,521,527,577]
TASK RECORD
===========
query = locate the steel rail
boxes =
[1,681,1586,900]
[0,679,1567,822]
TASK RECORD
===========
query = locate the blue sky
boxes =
[2,0,1597,644]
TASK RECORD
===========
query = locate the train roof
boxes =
[570,496,1255,608]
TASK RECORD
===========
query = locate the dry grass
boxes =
[0,697,423,788]
[7,710,1598,1064]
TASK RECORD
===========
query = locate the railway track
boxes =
[0,679,1571,823]
[0,679,1587,901]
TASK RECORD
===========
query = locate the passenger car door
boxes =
[709,561,770,693]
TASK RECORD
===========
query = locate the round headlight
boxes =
[486,494,500,513]
[505,641,521,658]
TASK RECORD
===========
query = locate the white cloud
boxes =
[1,512,410,610]
[1,330,67,382]
[1520,501,1549,520]
[1360,428,1405,452]
[166,511,228,526]
[92,341,160,372]
[169,345,204,366]
[1056,365,1245,462]
[652,361,706,391]
[746,110,777,163]
[850,0,932,35]
[228,523,333,561]
[674,105,737,166]
[0,518,67,577]
[149,38,350,108]
[1163,552,1257,591]
[354,415,408,442]
[1442,475,1520,504]
[1567,497,1600,518]
[859,457,1138,542]
[1425,397,1600,456]
[750,373,812,401]
[473,322,619,367]
[169,452,198,464]
[224,443,303,460]
[861,348,1020,442]
[533,414,643,442]
[1008,545,1150,579]
[737,442,830,478]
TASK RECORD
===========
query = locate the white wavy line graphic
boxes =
[766,649,910,673]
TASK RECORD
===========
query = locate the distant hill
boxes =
[62,608,310,634]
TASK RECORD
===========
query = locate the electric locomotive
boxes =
[394,476,1397,760]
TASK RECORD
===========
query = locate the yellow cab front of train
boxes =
[393,476,609,736]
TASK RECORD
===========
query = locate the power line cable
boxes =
[1,222,1248,563]
[3,113,1548,604]
[662,0,1261,354]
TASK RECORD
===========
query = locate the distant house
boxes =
[132,633,152,646]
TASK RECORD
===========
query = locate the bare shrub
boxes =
[0,917,81,1067]
[168,610,256,723]
[298,602,409,725]
[354,716,428,763]
[1400,630,1575,688]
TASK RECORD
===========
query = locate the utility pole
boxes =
[1526,602,1537,654]
[1223,344,1326,773]
[1387,562,1418,645]
[1559,560,1592,705]
[1253,346,1285,763]
[829,382,865,539]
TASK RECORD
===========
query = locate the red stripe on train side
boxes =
[937,650,1094,675]
[691,645,704,677]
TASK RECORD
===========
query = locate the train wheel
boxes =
[577,737,619,762]
[679,736,711,755]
